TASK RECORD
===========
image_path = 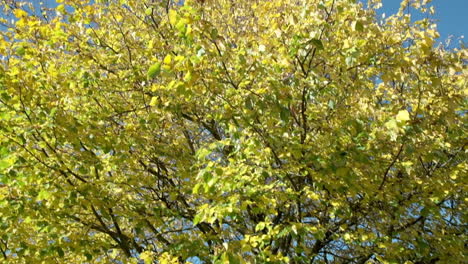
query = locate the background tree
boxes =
[0,0,466,263]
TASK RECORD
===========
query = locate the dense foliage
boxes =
[0,0,466,263]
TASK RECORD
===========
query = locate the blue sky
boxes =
[379,0,467,45]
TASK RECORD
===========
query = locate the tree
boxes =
[0,0,466,263]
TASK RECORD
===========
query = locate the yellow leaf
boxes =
[396,110,410,122]
[343,233,351,241]
[385,119,398,130]
[164,54,172,65]
[57,4,66,13]
[308,192,319,200]
[13,9,28,18]
[169,9,177,25]
[140,251,154,264]
[450,170,458,180]
[149,97,158,106]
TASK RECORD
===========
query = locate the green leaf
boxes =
[192,183,202,194]
[310,38,324,50]
[16,46,26,56]
[193,214,202,226]
[56,247,65,257]
[147,62,161,79]
[37,189,51,201]
[353,21,364,32]
[145,8,152,16]
[176,19,187,34]
[0,156,16,171]
[280,106,290,122]
[336,167,349,177]
[196,148,211,160]
[255,222,266,232]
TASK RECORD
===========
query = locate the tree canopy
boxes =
[0,0,466,263]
